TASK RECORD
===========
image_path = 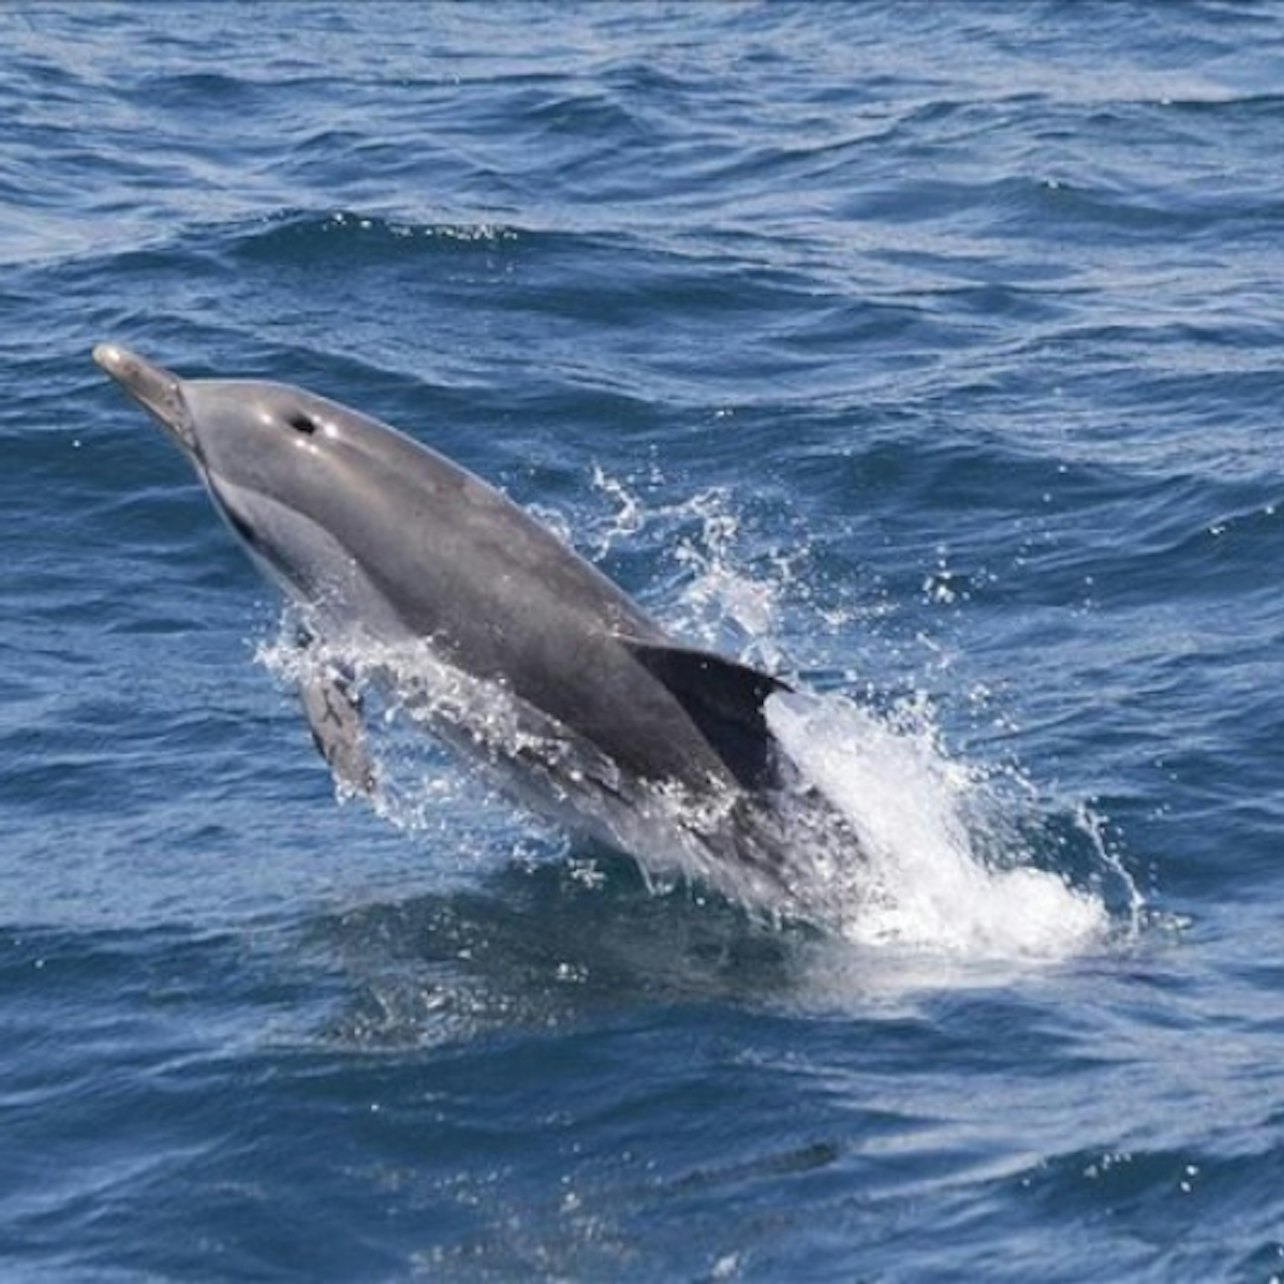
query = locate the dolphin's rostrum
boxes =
[93,344,854,905]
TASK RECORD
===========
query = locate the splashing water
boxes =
[767,691,1120,961]
[588,467,796,661]
[255,626,529,883]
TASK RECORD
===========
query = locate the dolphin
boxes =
[93,344,851,904]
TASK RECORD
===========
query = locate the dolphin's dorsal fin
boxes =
[620,639,791,791]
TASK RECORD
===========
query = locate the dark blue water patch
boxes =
[214,211,919,404]
[130,70,272,117]
[0,922,342,1278]
[1018,1143,1284,1280]
[308,855,817,1042]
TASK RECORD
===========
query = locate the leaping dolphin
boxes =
[93,344,853,905]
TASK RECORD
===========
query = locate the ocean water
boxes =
[3,2,1283,1279]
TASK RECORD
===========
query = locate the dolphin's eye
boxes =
[288,412,317,436]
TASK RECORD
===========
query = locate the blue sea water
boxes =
[4,2,1284,1278]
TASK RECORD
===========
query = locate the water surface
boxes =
[3,4,1283,1280]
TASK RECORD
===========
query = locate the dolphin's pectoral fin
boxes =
[620,639,792,792]
[299,666,376,796]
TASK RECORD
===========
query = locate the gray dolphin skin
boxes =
[93,344,847,901]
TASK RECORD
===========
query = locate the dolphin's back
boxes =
[305,403,752,792]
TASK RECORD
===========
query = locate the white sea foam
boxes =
[766,691,1113,961]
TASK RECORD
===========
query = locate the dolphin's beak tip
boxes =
[92,342,128,377]
[91,344,194,449]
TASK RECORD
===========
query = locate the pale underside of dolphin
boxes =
[93,344,855,904]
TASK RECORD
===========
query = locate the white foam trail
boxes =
[767,691,1110,962]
